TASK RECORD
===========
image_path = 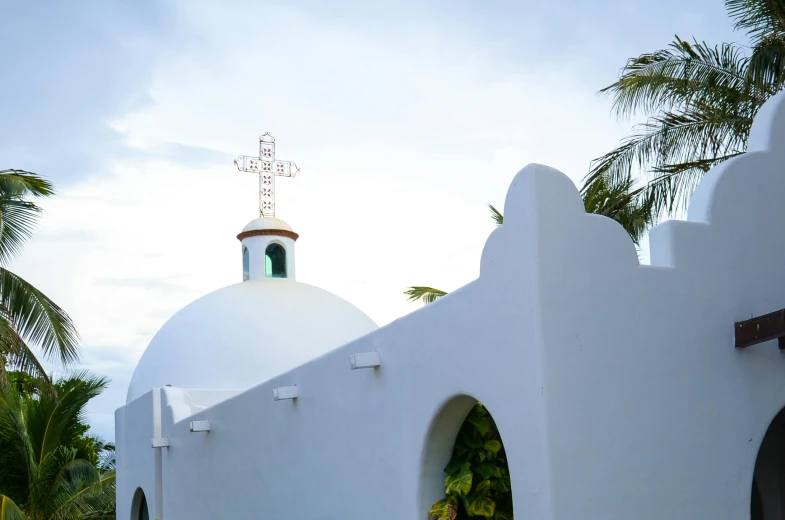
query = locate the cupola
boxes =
[237,217,299,281]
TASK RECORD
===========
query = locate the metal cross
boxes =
[234,132,300,218]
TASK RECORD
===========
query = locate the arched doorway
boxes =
[752,407,785,520]
[131,488,150,520]
[420,395,513,519]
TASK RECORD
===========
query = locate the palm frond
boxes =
[30,446,79,517]
[644,153,745,213]
[41,457,102,518]
[0,386,35,508]
[0,267,80,366]
[97,445,115,472]
[581,174,655,245]
[0,373,110,520]
[5,370,50,398]
[747,35,785,92]
[488,204,504,226]
[593,34,775,217]
[50,469,115,519]
[602,37,764,120]
[726,0,785,45]
[0,495,27,520]
[0,316,52,384]
[587,105,750,214]
[0,170,53,199]
[0,170,53,265]
[0,199,42,267]
[31,372,108,465]
[404,286,448,305]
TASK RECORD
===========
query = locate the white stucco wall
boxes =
[115,390,161,520]
[117,91,785,520]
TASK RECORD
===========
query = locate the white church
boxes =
[116,91,785,520]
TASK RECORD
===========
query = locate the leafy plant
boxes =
[428,403,512,520]
[0,371,115,520]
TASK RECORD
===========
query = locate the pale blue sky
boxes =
[1,1,744,440]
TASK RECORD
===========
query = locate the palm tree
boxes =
[585,0,785,218]
[405,174,655,304]
[727,0,785,90]
[0,372,115,520]
[580,172,654,245]
[0,170,80,384]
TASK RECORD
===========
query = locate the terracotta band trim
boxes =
[237,229,299,242]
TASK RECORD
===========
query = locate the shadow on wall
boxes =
[420,394,514,520]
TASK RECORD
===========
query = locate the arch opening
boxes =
[753,406,785,520]
[242,246,249,282]
[419,395,513,520]
[131,488,150,520]
[265,243,287,278]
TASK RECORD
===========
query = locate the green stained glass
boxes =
[265,243,287,278]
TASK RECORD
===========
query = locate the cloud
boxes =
[96,276,190,292]
[0,1,174,187]
[1,0,745,442]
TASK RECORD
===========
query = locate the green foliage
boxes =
[587,36,757,217]
[0,372,115,520]
[488,205,503,227]
[0,170,53,266]
[726,0,785,89]
[580,173,655,246]
[404,287,448,305]
[589,0,785,219]
[0,170,103,518]
[428,403,513,520]
[0,169,79,386]
[0,252,81,372]
[6,371,45,398]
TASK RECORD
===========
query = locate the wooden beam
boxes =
[735,309,785,349]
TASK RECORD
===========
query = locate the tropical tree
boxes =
[0,371,115,520]
[0,169,80,385]
[585,0,785,218]
[405,173,655,304]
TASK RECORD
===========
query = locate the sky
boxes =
[1,0,740,440]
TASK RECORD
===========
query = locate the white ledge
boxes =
[189,420,211,433]
[349,351,382,370]
[151,437,170,448]
[272,385,298,401]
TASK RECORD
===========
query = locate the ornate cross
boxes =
[234,132,300,217]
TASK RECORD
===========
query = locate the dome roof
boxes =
[242,217,293,233]
[126,280,378,403]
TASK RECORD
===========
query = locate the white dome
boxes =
[126,280,378,403]
[241,217,293,233]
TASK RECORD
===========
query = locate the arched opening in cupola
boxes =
[242,246,250,281]
[420,395,513,519]
[265,243,287,278]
